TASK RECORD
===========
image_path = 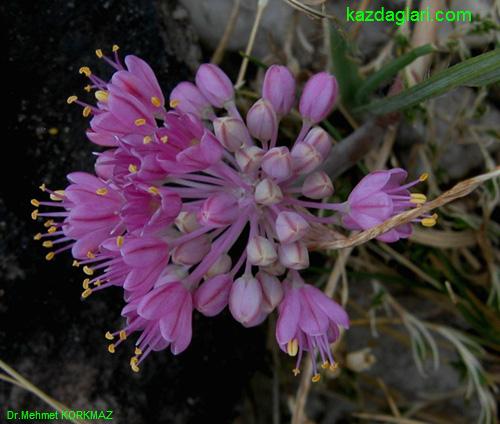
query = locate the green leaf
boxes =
[354,49,500,116]
[356,44,436,104]
[330,25,363,107]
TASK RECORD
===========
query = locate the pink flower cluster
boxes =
[32,47,434,381]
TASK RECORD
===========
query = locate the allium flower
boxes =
[32,47,435,380]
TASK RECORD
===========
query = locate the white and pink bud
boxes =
[275,211,310,244]
[229,275,263,326]
[278,241,309,270]
[213,117,252,152]
[246,98,277,143]
[290,142,322,174]
[303,126,332,159]
[172,234,211,265]
[198,193,239,227]
[254,178,283,205]
[256,271,283,313]
[261,147,293,180]
[235,146,264,173]
[194,274,233,317]
[246,236,278,266]
[169,81,214,119]
[262,65,296,116]
[299,72,338,124]
[205,253,232,279]
[195,63,234,108]
[302,171,334,199]
[175,211,200,233]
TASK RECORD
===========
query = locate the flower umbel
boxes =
[32,47,434,379]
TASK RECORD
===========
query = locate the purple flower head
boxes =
[32,48,434,379]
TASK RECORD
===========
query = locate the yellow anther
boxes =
[311,374,321,383]
[95,49,103,58]
[82,279,90,289]
[67,95,78,104]
[329,363,338,371]
[134,347,142,356]
[321,361,330,369]
[292,368,301,376]
[151,96,162,107]
[42,241,53,248]
[130,361,140,373]
[31,199,40,207]
[142,135,152,144]
[50,190,65,201]
[47,226,57,234]
[410,193,427,204]
[128,164,138,173]
[419,173,429,182]
[82,106,92,117]
[82,288,93,298]
[134,118,146,126]
[87,251,96,259]
[169,99,180,108]
[116,235,124,247]
[83,265,94,276]
[105,331,114,340]
[84,84,92,92]
[39,183,47,192]
[421,214,438,227]
[95,90,109,102]
[189,138,200,146]
[72,260,80,267]
[112,44,120,52]
[34,233,42,241]
[31,210,39,220]
[45,252,55,261]
[79,66,92,77]
[48,127,59,136]
[96,187,108,195]
[160,136,168,144]
[44,219,54,227]
[148,186,159,195]
[119,330,127,341]
[108,344,116,354]
[286,339,298,357]
[94,280,102,287]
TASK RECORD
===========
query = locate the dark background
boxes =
[0,1,268,422]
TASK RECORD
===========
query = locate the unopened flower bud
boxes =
[235,146,264,173]
[213,117,252,152]
[229,275,262,326]
[172,234,211,265]
[275,211,309,244]
[291,142,322,174]
[195,63,234,108]
[246,98,277,143]
[205,254,232,279]
[278,241,309,270]
[169,81,214,119]
[262,65,296,116]
[346,348,376,373]
[175,211,200,233]
[156,264,189,287]
[302,171,334,199]
[194,274,232,317]
[198,193,239,227]
[299,72,338,124]
[303,126,332,159]
[262,147,293,180]
[256,271,283,313]
[254,178,283,205]
[247,236,277,266]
